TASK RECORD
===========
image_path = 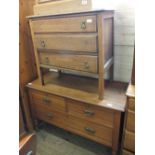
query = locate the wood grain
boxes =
[124,131,135,152]
[31,15,96,33]
[39,52,98,73]
[35,33,97,52]
[67,99,114,127]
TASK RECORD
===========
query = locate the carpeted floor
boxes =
[36,123,112,155]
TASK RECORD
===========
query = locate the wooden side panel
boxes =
[19,0,37,131]
[104,18,113,63]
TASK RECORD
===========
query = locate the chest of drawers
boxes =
[122,84,135,155]
[28,10,114,100]
[27,73,127,155]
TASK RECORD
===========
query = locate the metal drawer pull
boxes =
[41,40,46,48]
[47,113,53,119]
[43,96,51,105]
[45,57,49,64]
[84,109,95,116]
[81,21,86,29]
[84,127,96,134]
[26,150,33,155]
[84,62,90,69]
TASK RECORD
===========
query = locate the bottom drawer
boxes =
[124,131,135,152]
[68,116,112,146]
[122,149,134,155]
[34,109,68,128]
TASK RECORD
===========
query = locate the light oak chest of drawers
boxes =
[27,73,127,155]
[28,10,114,99]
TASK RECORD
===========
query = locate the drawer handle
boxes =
[43,97,51,105]
[47,113,53,119]
[84,62,90,69]
[41,40,46,48]
[45,57,49,64]
[81,21,86,29]
[84,127,96,134]
[84,109,95,116]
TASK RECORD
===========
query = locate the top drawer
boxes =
[30,15,97,33]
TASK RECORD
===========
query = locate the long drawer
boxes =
[124,131,135,152]
[31,15,96,33]
[68,116,113,146]
[67,99,114,127]
[35,34,97,52]
[34,108,68,128]
[39,52,98,73]
[30,90,66,113]
[126,110,135,132]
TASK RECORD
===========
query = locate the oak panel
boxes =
[67,99,114,127]
[35,34,97,52]
[31,90,66,113]
[31,15,96,32]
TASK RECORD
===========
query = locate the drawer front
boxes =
[35,34,97,52]
[34,109,68,128]
[31,15,96,33]
[31,90,66,113]
[128,98,135,111]
[126,111,135,132]
[124,131,135,152]
[68,116,112,146]
[67,99,114,127]
[122,149,134,155]
[39,53,98,73]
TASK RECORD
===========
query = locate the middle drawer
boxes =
[39,52,98,73]
[34,34,97,52]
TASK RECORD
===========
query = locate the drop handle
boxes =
[84,62,90,69]
[45,57,49,64]
[84,127,96,134]
[43,96,51,105]
[81,21,87,29]
[84,109,95,116]
[47,113,53,119]
[41,40,46,48]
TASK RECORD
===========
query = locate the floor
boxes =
[36,123,112,155]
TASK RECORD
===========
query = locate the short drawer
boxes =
[35,34,97,52]
[67,99,114,127]
[39,52,98,73]
[122,149,134,155]
[68,116,113,146]
[126,110,135,132]
[34,109,68,128]
[30,90,66,113]
[31,15,96,33]
[124,131,135,152]
[128,98,135,111]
